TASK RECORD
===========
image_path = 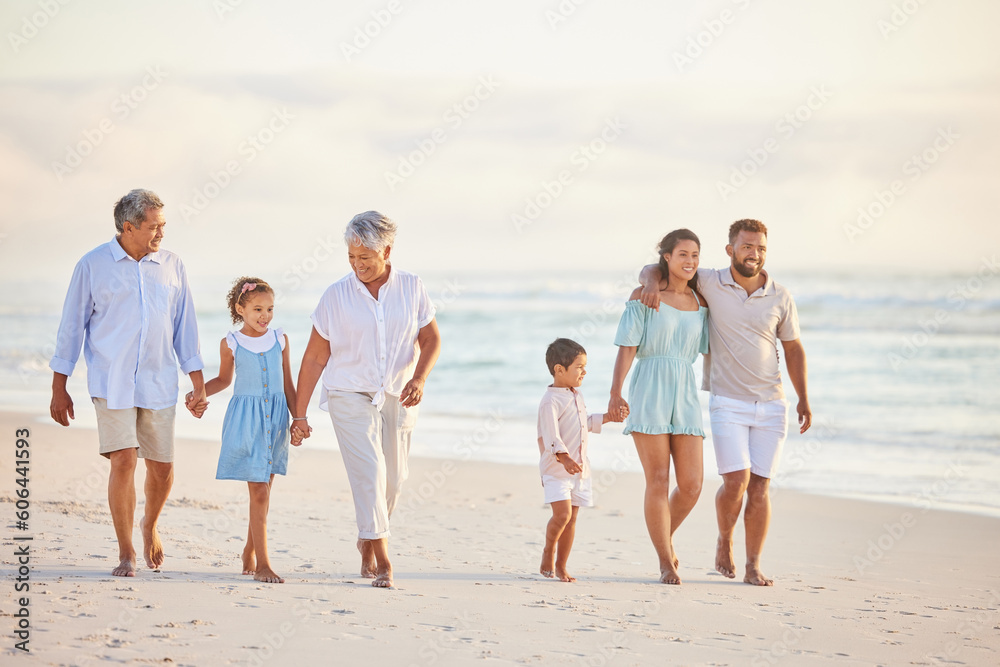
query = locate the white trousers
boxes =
[327,390,417,539]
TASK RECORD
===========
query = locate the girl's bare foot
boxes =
[241,547,256,575]
[555,568,576,583]
[372,566,393,588]
[357,540,377,579]
[254,566,284,584]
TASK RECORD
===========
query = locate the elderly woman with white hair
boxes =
[292,211,441,588]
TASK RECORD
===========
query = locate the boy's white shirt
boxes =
[536,385,603,480]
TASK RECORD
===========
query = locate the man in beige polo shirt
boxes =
[639,219,811,586]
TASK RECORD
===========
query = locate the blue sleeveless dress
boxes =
[614,294,709,436]
[216,329,290,482]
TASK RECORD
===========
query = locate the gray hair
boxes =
[113,188,164,233]
[344,210,397,252]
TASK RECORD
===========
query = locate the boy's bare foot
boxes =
[744,564,773,586]
[140,517,164,570]
[112,556,136,577]
[254,566,285,584]
[357,539,377,579]
[241,547,256,575]
[372,566,393,588]
[715,536,736,579]
[659,566,681,585]
[555,568,576,583]
[540,546,556,578]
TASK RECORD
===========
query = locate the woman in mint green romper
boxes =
[610,228,708,584]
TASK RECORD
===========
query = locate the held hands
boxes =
[184,389,209,419]
[400,377,425,408]
[607,394,630,423]
[290,418,312,446]
[555,452,582,476]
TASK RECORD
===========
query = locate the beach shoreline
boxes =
[2,409,999,664]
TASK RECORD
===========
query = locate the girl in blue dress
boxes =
[188,277,298,584]
[609,229,708,585]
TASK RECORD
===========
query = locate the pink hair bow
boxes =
[241,282,257,295]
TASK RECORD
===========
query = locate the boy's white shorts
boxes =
[709,394,789,478]
[542,474,594,507]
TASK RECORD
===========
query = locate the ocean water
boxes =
[4,268,999,516]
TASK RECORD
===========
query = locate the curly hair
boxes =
[728,218,768,244]
[226,276,273,324]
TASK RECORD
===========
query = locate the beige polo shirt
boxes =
[697,267,800,402]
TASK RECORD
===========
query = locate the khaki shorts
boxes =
[92,398,176,462]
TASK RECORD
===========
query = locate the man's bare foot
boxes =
[112,557,136,577]
[139,517,164,570]
[715,535,736,579]
[540,546,556,578]
[241,547,256,575]
[254,566,285,584]
[555,567,576,583]
[659,566,681,585]
[372,567,393,588]
[744,564,773,586]
[357,540,377,579]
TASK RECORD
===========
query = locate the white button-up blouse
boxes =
[311,267,435,411]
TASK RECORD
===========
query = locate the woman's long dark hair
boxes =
[657,228,701,292]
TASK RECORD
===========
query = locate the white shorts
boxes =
[541,474,593,507]
[709,394,788,478]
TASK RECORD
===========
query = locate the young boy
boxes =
[537,338,625,582]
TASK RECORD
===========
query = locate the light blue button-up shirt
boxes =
[50,237,203,410]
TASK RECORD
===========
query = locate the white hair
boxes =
[344,210,397,252]
[113,188,163,233]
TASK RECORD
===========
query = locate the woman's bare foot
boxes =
[670,537,679,569]
[357,540,377,579]
[659,564,682,585]
[540,546,556,578]
[372,566,393,588]
[254,566,284,584]
[139,517,164,570]
[555,567,576,583]
[241,546,256,575]
[112,556,136,577]
[715,536,736,579]
[744,563,773,586]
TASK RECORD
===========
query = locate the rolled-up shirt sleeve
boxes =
[539,398,569,455]
[172,263,203,374]
[416,277,436,328]
[49,259,92,377]
[587,413,603,434]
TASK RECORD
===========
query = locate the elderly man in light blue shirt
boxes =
[50,188,207,577]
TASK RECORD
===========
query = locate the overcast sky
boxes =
[1,0,997,294]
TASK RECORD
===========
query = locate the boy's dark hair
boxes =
[546,338,586,376]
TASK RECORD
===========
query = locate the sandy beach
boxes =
[2,409,998,666]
